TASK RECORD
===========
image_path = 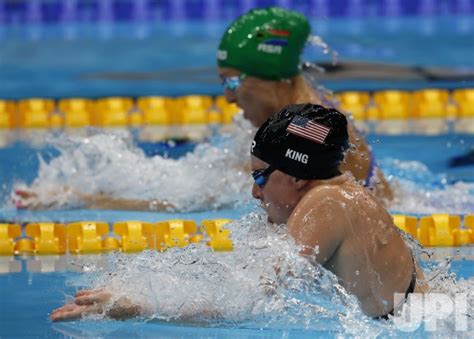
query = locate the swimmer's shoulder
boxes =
[306,173,356,200]
[293,174,362,220]
[304,184,341,203]
[294,179,350,218]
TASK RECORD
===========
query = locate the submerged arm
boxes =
[78,192,175,211]
[14,187,175,211]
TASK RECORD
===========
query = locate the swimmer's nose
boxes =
[224,89,237,104]
[252,183,263,201]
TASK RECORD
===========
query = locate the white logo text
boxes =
[285,149,308,164]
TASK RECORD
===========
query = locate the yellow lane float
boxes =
[25,223,66,254]
[0,215,472,257]
[0,223,21,255]
[0,90,472,132]
[67,221,109,254]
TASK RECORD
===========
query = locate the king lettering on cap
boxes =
[285,148,309,164]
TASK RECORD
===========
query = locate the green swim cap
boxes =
[217,7,311,81]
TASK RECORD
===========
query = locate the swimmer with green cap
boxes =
[250,103,426,318]
[15,7,391,212]
[217,7,393,203]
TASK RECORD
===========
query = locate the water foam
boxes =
[13,115,255,211]
[10,129,474,215]
[381,158,474,214]
[67,212,473,336]
[73,212,365,331]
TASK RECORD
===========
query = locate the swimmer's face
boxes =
[218,67,282,127]
[251,155,302,225]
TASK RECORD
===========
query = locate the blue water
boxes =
[1,15,474,99]
[0,130,473,338]
[1,8,474,338]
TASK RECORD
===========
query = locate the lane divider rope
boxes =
[1,214,473,257]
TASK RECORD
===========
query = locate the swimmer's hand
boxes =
[50,289,141,322]
[13,187,73,210]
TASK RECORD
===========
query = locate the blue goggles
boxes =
[252,166,276,188]
[220,73,246,91]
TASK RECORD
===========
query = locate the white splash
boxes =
[13,115,255,212]
[76,212,366,331]
[307,34,339,65]
[68,212,473,336]
[382,158,474,215]
[8,115,474,215]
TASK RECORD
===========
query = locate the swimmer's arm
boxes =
[51,289,222,322]
[78,192,175,211]
[287,195,346,266]
[14,187,174,211]
[372,168,394,204]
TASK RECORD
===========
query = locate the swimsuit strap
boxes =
[364,149,377,188]
[405,257,418,297]
[374,256,417,320]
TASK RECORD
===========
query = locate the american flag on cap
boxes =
[286,115,331,144]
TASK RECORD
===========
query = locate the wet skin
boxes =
[251,155,425,317]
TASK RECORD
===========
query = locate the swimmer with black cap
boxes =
[218,7,393,202]
[49,104,425,322]
[251,103,426,318]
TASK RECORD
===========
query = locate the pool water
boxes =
[1,15,474,99]
[1,7,474,339]
[2,257,473,339]
[0,244,472,338]
[1,130,473,337]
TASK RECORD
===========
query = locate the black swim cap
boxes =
[251,104,349,180]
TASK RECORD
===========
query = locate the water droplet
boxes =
[307,35,338,65]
